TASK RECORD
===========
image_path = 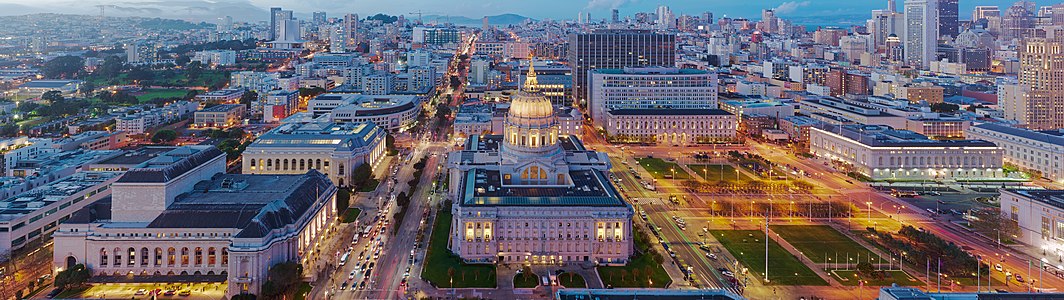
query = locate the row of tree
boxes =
[864,226,988,278]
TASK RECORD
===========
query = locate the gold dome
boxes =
[508,92,554,119]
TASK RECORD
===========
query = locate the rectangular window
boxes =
[1057,221,1064,241]
[1042,217,1052,240]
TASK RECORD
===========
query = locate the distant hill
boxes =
[421,13,535,26]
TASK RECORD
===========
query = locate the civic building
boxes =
[52,146,337,298]
[446,66,633,266]
[242,121,386,187]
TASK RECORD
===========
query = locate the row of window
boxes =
[98,247,228,268]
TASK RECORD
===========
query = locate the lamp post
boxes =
[866,201,872,224]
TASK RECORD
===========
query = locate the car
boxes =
[349,271,356,279]
[707,253,718,260]
[699,245,712,252]
[164,290,176,296]
[358,281,367,290]
[178,290,191,296]
[995,264,1003,272]
[135,289,148,296]
[47,288,63,298]
[1015,274,1024,282]
[721,271,735,277]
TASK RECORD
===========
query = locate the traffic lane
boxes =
[645,202,733,291]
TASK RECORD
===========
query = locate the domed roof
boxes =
[508,92,553,119]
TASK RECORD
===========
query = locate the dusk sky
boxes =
[0,0,1051,21]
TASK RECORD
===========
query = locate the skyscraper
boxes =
[567,30,676,108]
[611,9,619,23]
[272,9,293,41]
[1011,38,1064,129]
[269,7,281,40]
[938,0,959,38]
[312,12,327,25]
[870,5,905,50]
[761,9,778,33]
[904,0,939,69]
[344,14,359,48]
[1002,1,1035,41]
[656,6,675,29]
[973,6,1001,20]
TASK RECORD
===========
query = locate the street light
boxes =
[866,201,872,224]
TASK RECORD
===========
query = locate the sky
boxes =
[0,0,1050,22]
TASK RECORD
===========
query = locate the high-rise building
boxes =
[973,6,1001,20]
[1009,38,1064,130]
[568,30,676,108]
[273,9,293,41]
[761,9,778,33]
[344,14,359,48]
[1002,1,1035,41]
[611,9,619,23]
[904,0,939,69]
[938,0,959,38]
[312,12,327,25]
[870,8,905,49]
[656,6,675,29]
[277,19,299,41]
[126,41,157,64]
[587,67,718,128]
[269,7,281,40]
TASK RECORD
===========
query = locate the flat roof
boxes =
[592,67,709,75]
[557,289,742,300]
[1006,189,1064,211]
[19,80,80,88]
[92,147,178,166]
[812,124,996,148]
[460,169,624,207]
[972,123,1064,145]
[0,171,120,223]
[198,104,244,112]
[249,122,383,150]
[116,146,225,183]
[608,109,733,116]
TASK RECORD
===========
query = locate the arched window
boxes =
[208,247,217,266]
[113,247,122,266]
[266,159,272,168]
[299,159,305,170]
[250,159,256,167]
[221,248,229,266]
[194,247,203,266]
[127,247,136,266]
[338,164,345,176]
[100,248,108,266]
[283,159,289,170]
[168,248,176,266]
[181,247,189,266]
[140,247,149,266]
[154,248,163,267]
[315,159,322,170]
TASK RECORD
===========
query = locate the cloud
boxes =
[773,1,810,14]
[585,0,631,10]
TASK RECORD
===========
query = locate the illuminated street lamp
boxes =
[865,201,872,224]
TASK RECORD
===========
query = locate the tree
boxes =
[78,82,96,97]
[41,56,85,79]
[855,261,884,280]
[185,61,204,82]
[298,87,326,98]
[350,164,373,188]
[41,91,63,103]
[230,294,256,300]
[175,55,191,67]
[228,128,246,139]
[385,134,397,155]
[54,264,91,289]
[435,103,452,121]
[930,102,959,113]
[239,90,258,106]
[151,129,178,143]
[94,56,125,79]
[267,262,302,289]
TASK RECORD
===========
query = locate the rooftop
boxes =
[971,123,1064,145]
[91,146,178,167]
[116,146,225,183]
[592,67,710,75]
[812,124,997,148]
[607,109,733,116]
[557,289,742,300]
[1007,189,1064,211]
[249,122,384,150]
[198,104,244,113]
[461,169,624,207]
[19,80,81,89]
[0,172,120,223]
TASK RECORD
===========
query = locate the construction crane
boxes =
[408,10,426,25]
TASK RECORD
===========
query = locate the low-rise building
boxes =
[966,123,1064,183]
[999,189,1064,255]
[263,90,299,122]
[0,171,120,252]
[193,104,246,129]
[193,50,237,67]
[308,94,421,132]
[779,116,821,146]
[115,102,199,135]
[17,80,82,98]
[52,146,336,299]
[604,109,736,145]
[719,99,796,118]
[242,121,386,187]
[193,89,244,104]
[809,124,1005,181]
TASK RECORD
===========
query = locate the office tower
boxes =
[611,9,619,23]
[1002,1,1035,41]
[703,12,714,24]
[888,0,897,13]
[761,9,778,33]
[329,25,346,53]
[1011,38,1064,130]
[272,9,293,41]
[567,30,676,108]
[973,6,1001,20]
[587,67,718,128]
[126,41,157,63]
[938,0,959,38]
[482,17,490,30]
[904,0,939,69]
[656,6,675,29]
[269,7,281,40]
[344,14,359,48]
[871,7,905,49]
[312,12,327,25]
[277,19,299,41]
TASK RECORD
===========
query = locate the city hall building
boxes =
[446,67,633,266]
[242,121,386,187]
[52,146,337,298]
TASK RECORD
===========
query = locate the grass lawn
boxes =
[832,270,923,287]
[54,286,89,298]
[598,254,672,288]
[513,272,539,288]
[771,225,879,263]
[558,272,586,288]
[710,230,828,286]
[421,205,496,288]
[636,157,691,180]
[686,164,753,183]
[293,282,312,300]
[135,88,189,103]
[358,178,380,193]
[341,207,361,223]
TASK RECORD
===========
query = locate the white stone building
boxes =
[967,123,1064,183]
[308,94,421,132]
[999,189,1064,257]
[53,146,337,299]
[242,121,386,187]
[604,109,737,145]
[446,67,633,265]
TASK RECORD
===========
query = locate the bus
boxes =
[340,252,350,266]
[890,189,918,198]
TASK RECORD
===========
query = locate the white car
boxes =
[349,271,356,280]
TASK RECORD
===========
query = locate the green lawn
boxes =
[421,205,496,288]
[710,230,828,286]
[833,270,923,287]
[135,88,189,102]
[513,272,539,288]
[558,272,586,288]
[341,208,361,223]
[636,157,691,180]
[771,225,879,263]
[686,164,754,183]
[597,254,672,288]
[358,178,380,193]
